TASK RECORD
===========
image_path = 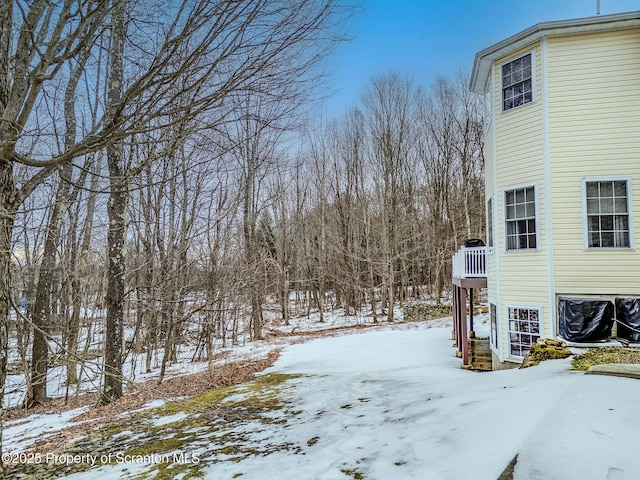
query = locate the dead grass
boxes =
[3,351,281,426]
[14,351,282,460]
[2,393,98,422]
[72,350,281,422]
[571,347,640,371]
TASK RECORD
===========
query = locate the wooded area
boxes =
[0,0,484,460]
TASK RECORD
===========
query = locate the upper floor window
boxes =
[502,53,532,111]
[585,180,631,248]
[505,186,537,250]
[484,79,493,128]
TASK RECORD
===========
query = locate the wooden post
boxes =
[469,288,474,336]
[460,286,468,365]
[452,286,458,343]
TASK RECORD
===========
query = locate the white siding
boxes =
[492,43,553,358]
[547,29,640,295]
[480,20,640,364]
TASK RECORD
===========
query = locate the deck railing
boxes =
[452,246,487,279]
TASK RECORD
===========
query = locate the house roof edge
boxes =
[470,10,640,94]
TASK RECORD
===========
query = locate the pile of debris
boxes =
[520,338,571,368]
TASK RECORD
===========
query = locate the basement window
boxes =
[507,306,540,357]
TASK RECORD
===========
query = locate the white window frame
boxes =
[500,49,536,113]
[486,196,494,252]
[503,183,539,252]
[582,177,634,250]
[506,305,542,358]
[489,302,499,350]
[484,76,493,129]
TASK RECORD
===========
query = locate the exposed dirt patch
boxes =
[497,454,518,480]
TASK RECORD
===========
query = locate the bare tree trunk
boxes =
[29,181,71,406]
[68,155,100,386]
[317,166,327,323]
[157,315,175,385]
[0,1,20,461]
[101,0,127,405]
[30,70,91,403]
[0,162,17,461]
[66,28,103,383]
[66,266,81,387]
[363,206,378,323]
[103,171,127,403]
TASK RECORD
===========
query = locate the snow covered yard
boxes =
[200,324,640,480]
[5,318,640,480]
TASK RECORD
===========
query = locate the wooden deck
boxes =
[452,246,488,368]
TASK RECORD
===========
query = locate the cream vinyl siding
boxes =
[484,76,500,355]
[547,29,640,294]
[495,45,545,198]
[484,86,504,352]
[484,121,498,296]
[484,106,495,197]
[492,43,553,353]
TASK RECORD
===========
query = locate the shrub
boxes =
[403,303,451,322]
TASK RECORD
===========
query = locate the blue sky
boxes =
[324,0,640,118]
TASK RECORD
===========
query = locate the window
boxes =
[484,80,493,128]
[505,186,536,250]
[502,53,533,111]
[507,306,540,357]
[490,303,498,349]
[487,198,494,248]
[585,180,630,248]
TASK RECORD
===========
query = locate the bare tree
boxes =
[451,72,485,240]
[0,0,354,459]
[361,73,417,320]
[331,108,372,315]
[65,154,101,388]
[101,0,127,405]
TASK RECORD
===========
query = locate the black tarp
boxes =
[558,297,613,342]
[615,298,640,342]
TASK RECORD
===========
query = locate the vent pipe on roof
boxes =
[597,0,600,15]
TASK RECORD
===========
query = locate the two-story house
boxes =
[453,11,640,369]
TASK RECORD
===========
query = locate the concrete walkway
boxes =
[586,363,640,379]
